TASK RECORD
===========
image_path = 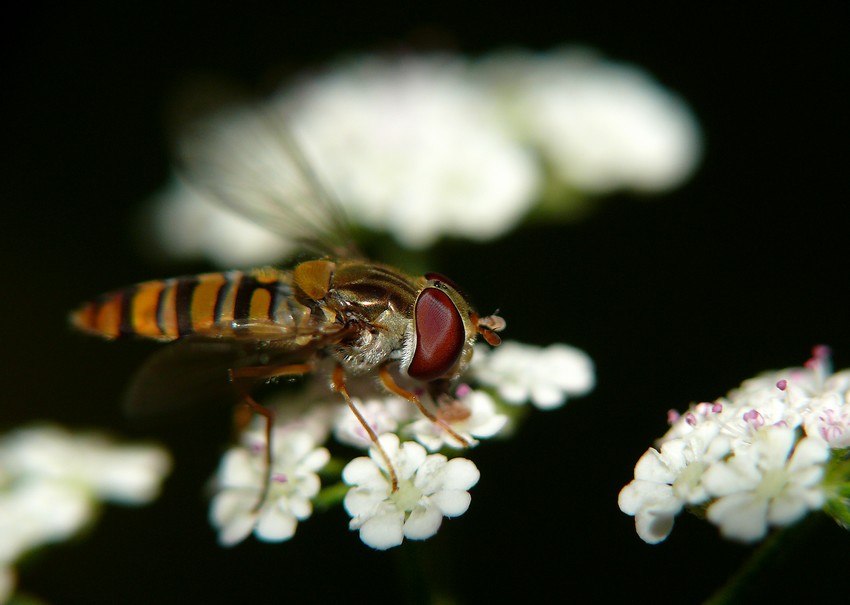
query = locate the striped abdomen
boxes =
[72,268,300,341]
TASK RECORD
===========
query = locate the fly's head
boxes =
[401,272,505,384]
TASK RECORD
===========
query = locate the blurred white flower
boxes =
[0,479,95,567]
[152,54,540,266]
[407,388,508,451]
[242,395,336,449]
[479,47,701,194]
[332,397,413,449]
[0,424,171,601]
[703,429,829,542]
[0,566,13,605]
[0,425,172,504]
[147,48,701,267]
[281,55,540,249]
[149,176,294,267]
[342,433,479,550]
[209,429,329,546]
[471,341,595,409]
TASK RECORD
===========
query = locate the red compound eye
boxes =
[408,288,465,381]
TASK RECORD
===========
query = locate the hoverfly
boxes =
[71,107,505,494]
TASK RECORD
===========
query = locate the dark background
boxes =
[5,3,849,603]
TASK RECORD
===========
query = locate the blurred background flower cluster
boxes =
[4,3,849,604]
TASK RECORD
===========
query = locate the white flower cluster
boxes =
[208,339,594,549]
[149,48,700,267]
[619,346,849,544]
[0,425,171,602]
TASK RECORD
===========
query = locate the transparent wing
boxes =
[177,103,362,260]
[123,318,355,420]
[122,337,261,420]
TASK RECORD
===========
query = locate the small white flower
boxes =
[333,397,413,449]
[479,47,701,194]
[472,341,595,409]
[242,395,336,449]
[209,429,329,546]
[720,348,850,448]
[728,346,835,412]
[407,389,508,451]
[803,400,850,448]
[658,400,729,444]
[719,398,804,451]
[825,369,850,399]
[342,433,479,550]
[618,423,729,543]
[702,428,829,542]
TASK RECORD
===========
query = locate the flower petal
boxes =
[767,493,812,527]
[634,509,676,544]
[256,507,298,542]
[358,511,405,550]
[707,493,769,542]
[430,489,472,517]
[786,437,829,472]
[618,480,677,517]
[344,487,386,519]
[404,504,443,540]
[441,458,480,491]
[342,457,387,488]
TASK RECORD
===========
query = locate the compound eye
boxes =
[408,288,465,381]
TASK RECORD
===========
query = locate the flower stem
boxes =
[703,513,824,605]
[392,532,462,605]
[313,481,349,510]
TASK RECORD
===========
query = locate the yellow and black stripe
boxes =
[71,269,296,341]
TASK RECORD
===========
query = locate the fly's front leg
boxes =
[379,365,471,448]
[428,379,473,424]
[229,363,313,509]
[331,365,399,492]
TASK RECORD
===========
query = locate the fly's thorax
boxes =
[327,261,419,317]
[331,306,412,374]
[315,260,419,374]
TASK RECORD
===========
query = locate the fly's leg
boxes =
[331,365,399,492]
[228,363,313,510]
[378,365,471,448]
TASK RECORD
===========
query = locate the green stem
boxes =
[392,530,463,605]
[703,513,824,605]
[313,481,349,510]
